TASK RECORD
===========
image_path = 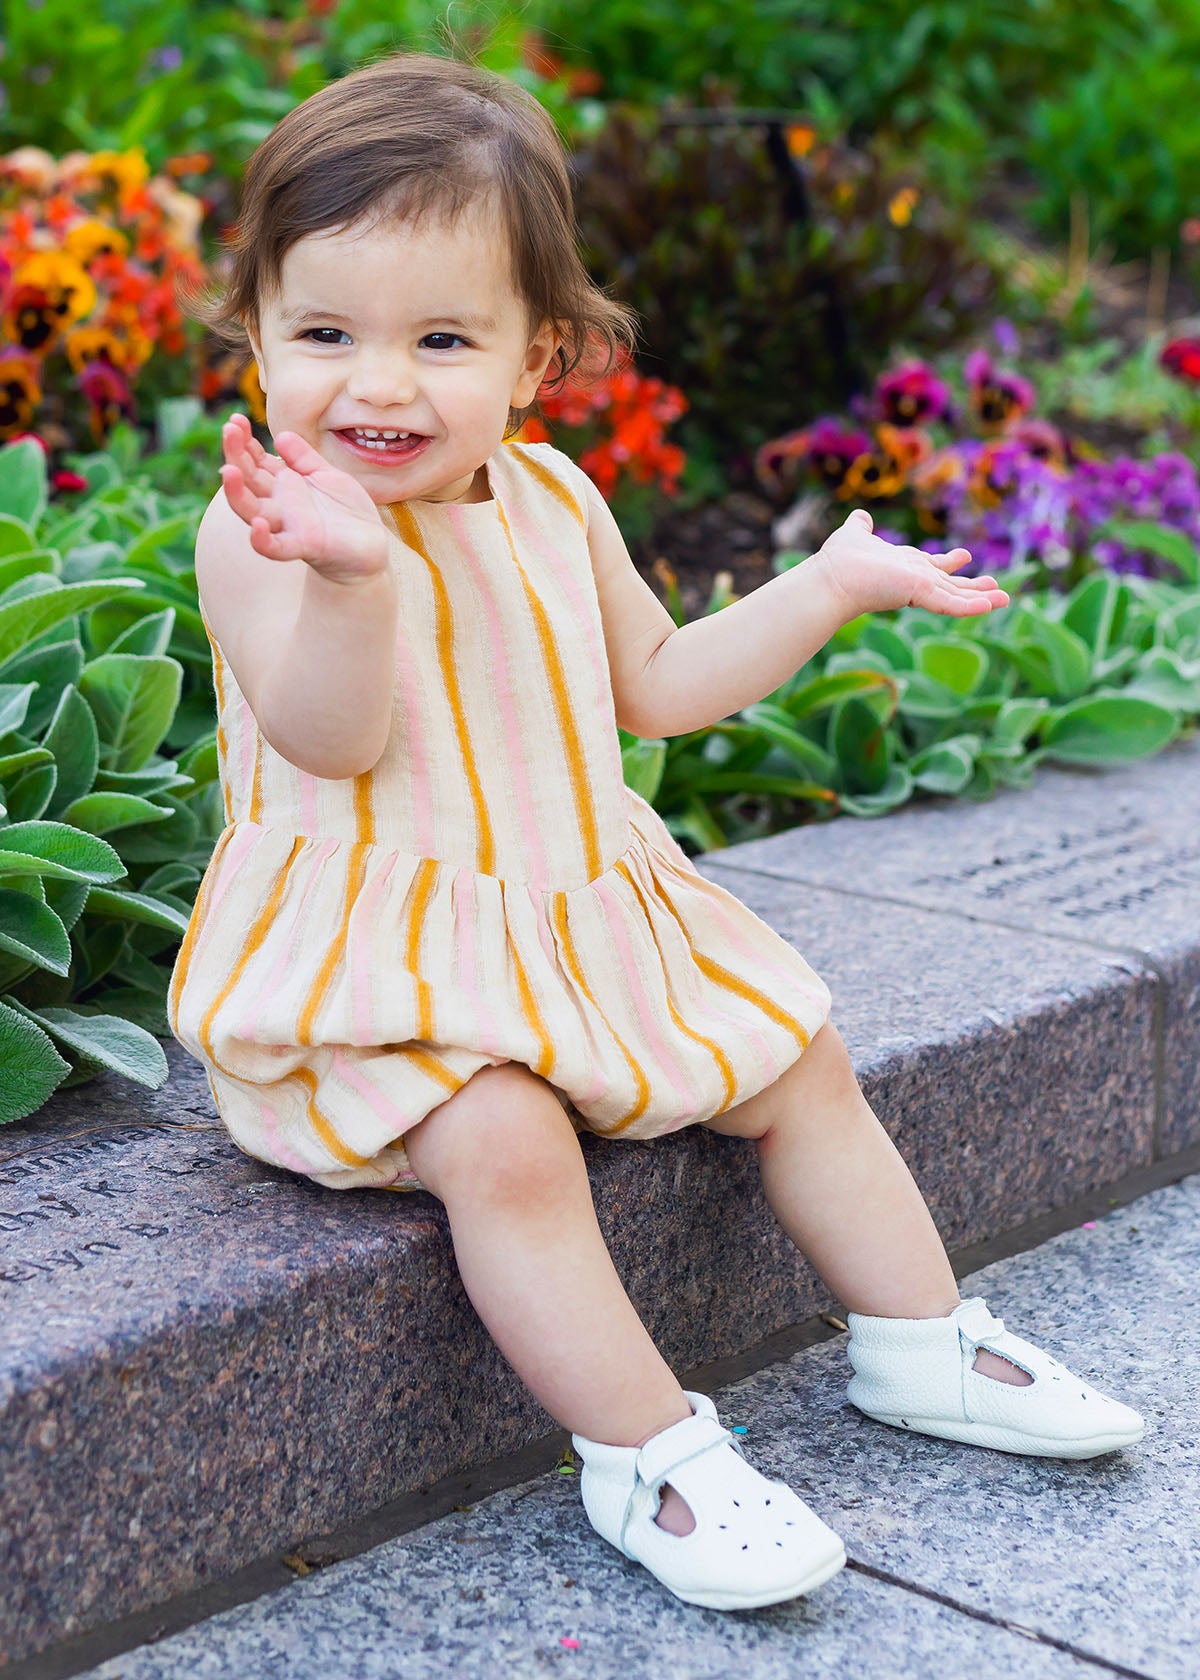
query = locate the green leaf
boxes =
[908,735,981,795]
[0,888,72,976]
[1100,519,1198,583]
[786,668,897,721]
[0,438,48,527]
[84,885,191,936]
[620,734,667,801]
[1,995,168,1090]
[59,791,174,836]
[830,696,892,794]
[1039,694,1178,764]
[1062,571,1118,656]
[838,763,914,817]
[914,638,990,696]
[0,1001,72,1125]
[0,547,58,593]
[42,684,100,818]
[0,681,36,735]
[0,515,34,557]
[991,697,1050,745]
[77,653,183,773]
[4,758,57,822]
[0,821,125,886]
[0,577,146,666]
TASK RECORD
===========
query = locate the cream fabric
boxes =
[168,441,832,1190]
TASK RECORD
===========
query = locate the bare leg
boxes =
[403,1064,698,1532]
[706,1021,1032,1386]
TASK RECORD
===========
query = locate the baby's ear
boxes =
[514,318,560,404]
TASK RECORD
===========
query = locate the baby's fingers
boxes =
[926,545,974,573]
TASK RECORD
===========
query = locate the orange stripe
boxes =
[615,859,741,1113]
[203,621,233,827]
[509,931,557,1079]
[513,444,587,527]
[497,496,603,881]
[550,891,653,1133]
[390,503,498,876]
[290,1064,373,1167]
[297,837,370,1047]
[402,857,441,1040]
[167,824,235,1035]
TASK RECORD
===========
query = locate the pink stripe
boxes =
[238,689,255,810]
[204,823,262,922]
[395,616,436,858]
[593,878,699,1121]
[330,1045,424,1137]
[299,770,319,834]
[349,849,401,1043]
[454,865,505,1056]
[255,1092,313,1174]
[234,836,341,1040]
[449,502,553,891]
[507,475,625,793]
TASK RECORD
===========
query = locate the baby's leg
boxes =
[403,1063,698,1529]
[705,1021,1031,1386]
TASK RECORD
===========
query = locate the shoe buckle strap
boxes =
[621,1416,733,1554]
[954,1297,1006,1350]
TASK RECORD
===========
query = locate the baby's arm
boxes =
[195,417,398,779]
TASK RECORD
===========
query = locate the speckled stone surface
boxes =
[70,1174,1198,1680]
[1,865,1157,1668]
[701,736,1200,1154]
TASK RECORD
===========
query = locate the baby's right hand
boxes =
[219,413,390,584]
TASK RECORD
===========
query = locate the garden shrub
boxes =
[570,107,999,476]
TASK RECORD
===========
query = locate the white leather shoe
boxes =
[846,1296,1146,1458]
[571,1391,846,1610]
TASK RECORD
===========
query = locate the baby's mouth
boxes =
[336,428,429,463]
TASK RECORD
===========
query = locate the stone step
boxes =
[4,738,1199,1669]
[61,1173,1200,1679]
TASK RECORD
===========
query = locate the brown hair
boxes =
[179,50,639,432]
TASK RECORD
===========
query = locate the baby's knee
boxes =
[404,1062,581,1207]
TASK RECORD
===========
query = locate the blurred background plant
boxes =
[754,321,1200,593]
[3,0,1200,1122]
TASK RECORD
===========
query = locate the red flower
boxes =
[1161,337,1200,383]
[52,469,90,492]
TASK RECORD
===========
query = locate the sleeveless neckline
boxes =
[387,451,500,519]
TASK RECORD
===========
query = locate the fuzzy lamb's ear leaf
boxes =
[0,1000,71,1125]
[1,995,169,1089]
[1038,694,1177,764]
[0,438,48,528]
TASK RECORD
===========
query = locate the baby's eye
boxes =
[301,328,350,345]
[421,332,469,351]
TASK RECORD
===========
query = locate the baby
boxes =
[169,50,1145,1612]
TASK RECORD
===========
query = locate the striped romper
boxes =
[167,440,832,1191]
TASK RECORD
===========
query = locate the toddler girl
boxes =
[169,51,1145,1613]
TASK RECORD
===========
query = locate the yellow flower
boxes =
[64,218,130,265]
[65,325,122,373]
[785,123,817,159]
[12,251,97,323]
[239,360,267,424]
[82,149,150,199]
[887,187,920,227]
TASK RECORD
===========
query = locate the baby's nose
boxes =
[347,355,417,408]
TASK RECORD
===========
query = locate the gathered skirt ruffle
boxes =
[169,788,832,1190]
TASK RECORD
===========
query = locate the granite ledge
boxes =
[1,765,1184,1667]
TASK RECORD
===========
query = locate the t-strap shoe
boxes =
[845,1296,1146,1458]
[571,1390,846,1610]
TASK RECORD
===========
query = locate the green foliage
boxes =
[572,110,998,472]
[0,433,221,1127]
[622,561,1200,851]
[1,0,587,180]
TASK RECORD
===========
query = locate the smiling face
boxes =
[245,197,559,505]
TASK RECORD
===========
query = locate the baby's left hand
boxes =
[811,508,1010,620]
